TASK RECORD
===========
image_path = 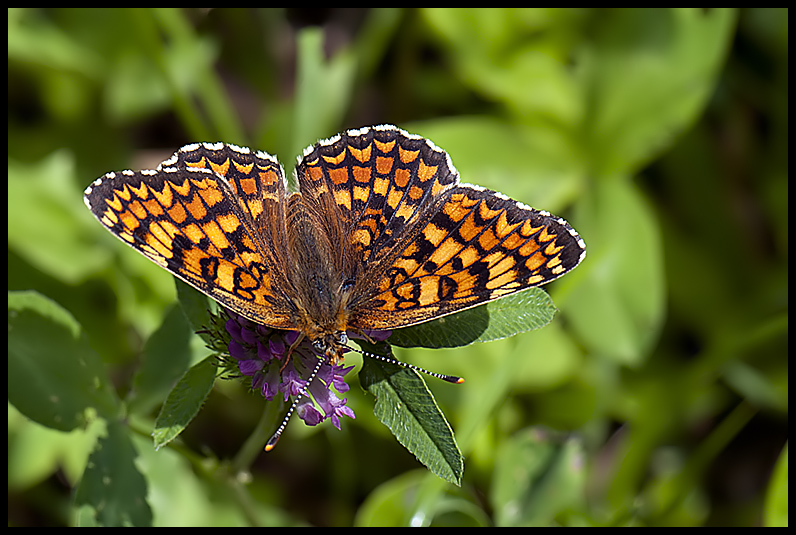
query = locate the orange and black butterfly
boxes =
[84,125,585,364]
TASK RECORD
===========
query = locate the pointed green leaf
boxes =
[389,287,557,349]
[359,351,463,486]
[152,356,217,449]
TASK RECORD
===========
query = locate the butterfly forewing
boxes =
[84,143,296,329]
[296,126,460,268]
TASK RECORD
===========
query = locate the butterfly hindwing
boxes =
[351,184,586,330]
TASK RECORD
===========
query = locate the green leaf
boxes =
[359,351,463,486]
[8,291,120,431]
[389,288,558,349]
[152,356,218,449]
[74,420,153,527]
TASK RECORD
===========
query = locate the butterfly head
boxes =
[311,330,349,365]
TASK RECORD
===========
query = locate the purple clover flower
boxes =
[223,310,389,433]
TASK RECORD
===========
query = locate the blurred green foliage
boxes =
[8,8,787,527]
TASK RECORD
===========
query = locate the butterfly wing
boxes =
[84,142,297,329]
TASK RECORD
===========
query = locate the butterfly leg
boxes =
[279,332,306,373]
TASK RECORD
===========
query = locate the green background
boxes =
[8,8,787,527]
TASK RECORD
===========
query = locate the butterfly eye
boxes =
[336,331,348,346]
[312,339,327,353]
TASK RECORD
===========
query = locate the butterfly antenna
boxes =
[348,346,464,384]
[265,356,325,451]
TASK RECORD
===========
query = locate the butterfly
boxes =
[84,125,586,364]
